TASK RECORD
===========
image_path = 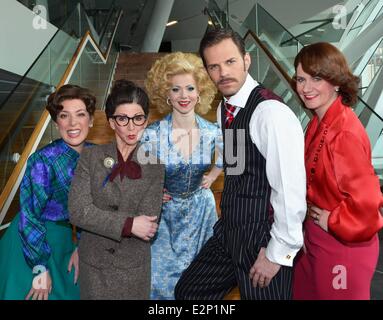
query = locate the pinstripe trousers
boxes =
[174,219,292,300]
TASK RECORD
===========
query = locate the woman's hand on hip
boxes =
[308,205,330,232]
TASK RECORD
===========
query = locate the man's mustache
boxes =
[218,78,237,85]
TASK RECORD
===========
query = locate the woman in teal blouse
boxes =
[0,84,95,300]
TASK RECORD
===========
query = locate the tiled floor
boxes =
[371,230,383,300]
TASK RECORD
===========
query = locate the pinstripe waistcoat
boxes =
[220,86,283,251]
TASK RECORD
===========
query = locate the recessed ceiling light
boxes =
[317,28,325,32]
[304,34,313,38]
[166,20,178,27]
[208,20,213,25]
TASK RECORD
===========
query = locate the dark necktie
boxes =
[224,102,237,128]
[109,147,142,182]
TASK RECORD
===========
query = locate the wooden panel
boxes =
[86,110,114,145]
[224,287,241,300]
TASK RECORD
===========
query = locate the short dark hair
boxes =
[46,84,96,121]
[199,28,246,68]
[293,42,359,106]
[105,80,149,119]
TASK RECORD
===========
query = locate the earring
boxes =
[335,87,339,92]
[89,123,93,128]
[166,98,171,106]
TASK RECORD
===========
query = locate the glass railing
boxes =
[205,3,311,131]
[99,6,121,53]
[372,131,383,183]
[240,1,382,80]
[16,0,81,30]
[355,97,383,182]
[70,42,118,108]
[241,3,301,78]
[16,0,116,32]
[244,33,310,129]
[207,0,383,183]
[207,0,229,29]
[357,38,383,96]
[0,7,81,178]
[294,17,351,46]
[0,3,120,194]
[341,0,383,49]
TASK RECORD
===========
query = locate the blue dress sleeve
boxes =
[18,152,52,270]
[140,125,159,154]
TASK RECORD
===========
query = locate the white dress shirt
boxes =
[217,74,306,267]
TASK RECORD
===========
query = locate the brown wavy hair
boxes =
[145,52,217,115]
[293,42,359,106]
[47,84,96,121]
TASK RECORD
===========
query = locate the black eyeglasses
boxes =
[111,114,147,126]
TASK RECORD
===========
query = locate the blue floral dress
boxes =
[142,114,223,300]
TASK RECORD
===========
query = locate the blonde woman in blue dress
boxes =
[143,52,223,299]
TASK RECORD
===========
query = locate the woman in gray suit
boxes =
[68,80,165,299]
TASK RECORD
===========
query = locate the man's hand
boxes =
[249,248,281,288]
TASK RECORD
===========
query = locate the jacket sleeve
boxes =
[68,148,128,242]
[135,164,165,218]
[213,122,224,169]
[328,131,383,242]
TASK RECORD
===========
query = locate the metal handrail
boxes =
[98,0,117,46]
[256,3,302,47]
[357,96,383,122]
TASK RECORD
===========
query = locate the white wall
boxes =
[0,0,57,77]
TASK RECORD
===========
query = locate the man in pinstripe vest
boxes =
[175,29,307,300]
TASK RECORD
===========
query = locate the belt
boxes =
[167,187,202,199]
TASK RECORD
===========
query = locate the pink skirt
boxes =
[292,219,379,300]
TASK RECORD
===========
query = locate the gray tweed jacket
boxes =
[68,141,164,300]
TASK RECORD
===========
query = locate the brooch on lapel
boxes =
[103,157,115,169]
[102,157,115,188]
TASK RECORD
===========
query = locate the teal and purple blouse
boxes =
[18,139,91,269]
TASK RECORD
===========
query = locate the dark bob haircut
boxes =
[105,79,149,119]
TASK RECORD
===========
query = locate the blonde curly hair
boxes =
[145,52,217,115]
